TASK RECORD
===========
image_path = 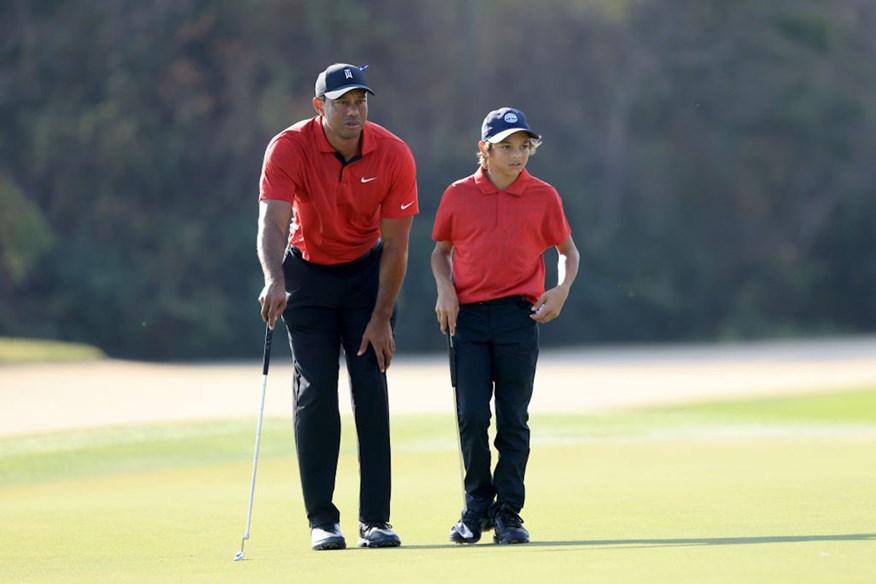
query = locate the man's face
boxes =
[318,89,369,141]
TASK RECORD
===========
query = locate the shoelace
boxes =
[497,510,524,528]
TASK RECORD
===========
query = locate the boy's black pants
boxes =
[452,296,539,518]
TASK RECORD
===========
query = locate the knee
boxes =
[458,403,491,432]
[495,405,530,436]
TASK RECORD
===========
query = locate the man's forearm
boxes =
[257,217,287,284]
[372,242,408,320]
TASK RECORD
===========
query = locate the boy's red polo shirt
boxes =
[259,116,418,265]
[432,167,571,305]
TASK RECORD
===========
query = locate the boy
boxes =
[431,107,579,544]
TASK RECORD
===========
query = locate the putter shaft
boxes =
[234,325,273,561]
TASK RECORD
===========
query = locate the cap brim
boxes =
[486,128,541,143]
[323,85,375,99]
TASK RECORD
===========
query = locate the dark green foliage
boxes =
[1,0,874,359]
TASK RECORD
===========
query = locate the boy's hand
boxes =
[435,291,460,336]
[530,287,570,323]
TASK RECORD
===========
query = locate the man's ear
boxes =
[312,96,324,115]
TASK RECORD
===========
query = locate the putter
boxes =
[234,324,274,561]
[446,330,466,509]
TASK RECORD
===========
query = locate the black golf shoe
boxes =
[358,522,401,548]
[449,509,492,544]
[492,507,529,544]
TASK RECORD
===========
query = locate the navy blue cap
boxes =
[315,63,375,99]
[481,107,540,143]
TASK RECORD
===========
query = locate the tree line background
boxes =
[1,0,874,360]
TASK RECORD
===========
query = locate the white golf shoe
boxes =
[311,523,346,550]
[357,522,401,548]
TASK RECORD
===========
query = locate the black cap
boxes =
[481,107,540,143]
[314,63,375,99]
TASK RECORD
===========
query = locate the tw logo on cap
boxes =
[315,63,375,100]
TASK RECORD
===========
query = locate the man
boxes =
[431,107,579,545]
[257,63,418,551]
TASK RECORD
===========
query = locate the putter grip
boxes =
[447,332,457,388]
[262,326,273,375]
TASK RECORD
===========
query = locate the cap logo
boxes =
[504,113,519,123]
[344,69,353,79]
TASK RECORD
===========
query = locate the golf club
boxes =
[446,331,466,509]
[234,324,273,561]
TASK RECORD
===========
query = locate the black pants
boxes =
[452,296,539,518]
[281,243,396,528]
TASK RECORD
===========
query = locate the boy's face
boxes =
[484,131,532,179]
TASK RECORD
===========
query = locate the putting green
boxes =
[1,389,874,583]
[0,337,104,363]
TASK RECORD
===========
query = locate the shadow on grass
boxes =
[400,533,875,550]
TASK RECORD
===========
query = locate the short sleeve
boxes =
[431,187,455,242]
[380,144,418,218]
[259,134,299,204]
[543,188,571,247]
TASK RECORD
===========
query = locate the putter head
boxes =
[234,550,244,561]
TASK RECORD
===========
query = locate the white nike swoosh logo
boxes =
[400,201,414,210]
[457,522,474,538]
[361,176,377,183]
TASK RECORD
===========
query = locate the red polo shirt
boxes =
[259,116,418,265]
[432,167,571,304]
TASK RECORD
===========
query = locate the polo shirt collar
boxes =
[474,166,532,197]
[313,115,376,156]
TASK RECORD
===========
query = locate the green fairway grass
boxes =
[0,337,105,363]
[1,387,874,583]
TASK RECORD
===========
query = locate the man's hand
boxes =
[258,279,287,330]
[358,316,395,372]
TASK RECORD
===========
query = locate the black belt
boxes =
[468,295,529,306]
[288,240,382,268]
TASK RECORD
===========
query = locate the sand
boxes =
[1,336,875,437]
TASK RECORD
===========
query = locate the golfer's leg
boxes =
[341,251,395,523]
[284,308,343,528]
[283,251,345,528]
[455,305,496,517]
[343,318,393,523]
[491,304,538,512]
